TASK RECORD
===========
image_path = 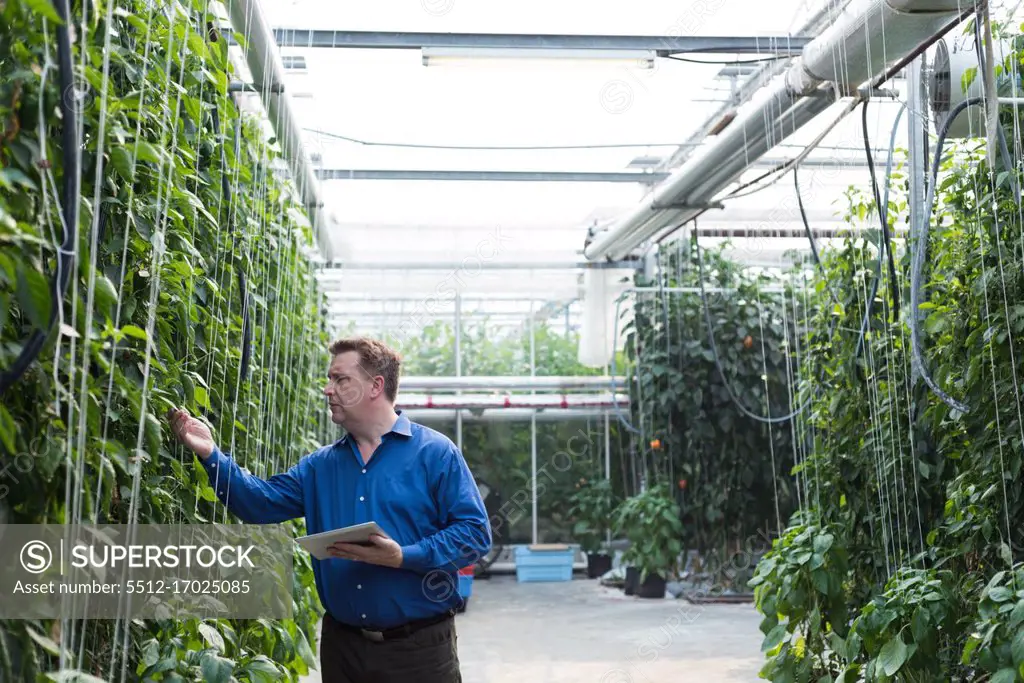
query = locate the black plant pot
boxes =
[636,572,667,599]
[587,552,613,579]
[624,567,639,595]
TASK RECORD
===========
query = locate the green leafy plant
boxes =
[613,482,684,582]
[0,0,326,678]
[751,32,1024,680]
[623,241,801,567]
[962,565,1024,682]
[568,478,619,554]
[750,515,851,681]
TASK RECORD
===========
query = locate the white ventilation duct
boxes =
[583,0,966,263]
[225,0,334,261]
[578,269,632,368]
[401,408,615,423]
[394,393,629,410]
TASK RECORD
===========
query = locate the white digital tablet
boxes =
[295,522,391,561]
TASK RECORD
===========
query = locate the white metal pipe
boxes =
[604,411,611,547]
[393,393,629,409]
[454,292,463,451]
[398,375,621,391]
[403,408,616,422]
[583,0,963,263]
[584,83,833,261]
[226,0,333,261]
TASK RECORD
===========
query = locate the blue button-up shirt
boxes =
[200,411,491,629]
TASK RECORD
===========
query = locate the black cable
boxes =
[851,102,905,374]
[792,166,832,291]
[665,54,788,66]
[861,99,901,323]
[0,0,79,395]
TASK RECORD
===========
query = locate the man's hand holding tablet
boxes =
[295,522,403,568]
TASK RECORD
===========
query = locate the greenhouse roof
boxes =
[241,0,927,335]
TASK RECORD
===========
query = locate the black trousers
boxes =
[320,612,462,683]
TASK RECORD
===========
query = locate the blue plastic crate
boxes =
[514,546,574,583]
[457,573,473,599]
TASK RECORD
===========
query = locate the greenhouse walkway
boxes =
[300,575,764,682]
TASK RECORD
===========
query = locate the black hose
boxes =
[0,0,79,395]
[851,102,906,375]
[861,100,901,323]
[909,96,984,415]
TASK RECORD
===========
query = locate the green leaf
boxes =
[121,324,148,341]
[94,276,119,316]
[199,623,226,653]
[813,533,834,554]
[110,146,134,181]
[25,625,64,658]
[1010,601,1024,629]
[199,654,234,683]
[16,263,51,328]
[991,668,1018,683]
[990,586,1014,603]
[129,140,164,164]
[811,568,830,595]
[194,385,211,410]
[1012,630,1024,667]
[22,0,63,23]
[294,627,317,669]
[762,624,787,652]
[879,635,908,676]
[0,403,16,454]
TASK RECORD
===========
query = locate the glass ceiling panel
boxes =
[256,0,819,264]
[247,0,941,339]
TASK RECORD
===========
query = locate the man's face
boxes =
[323,351,379,425]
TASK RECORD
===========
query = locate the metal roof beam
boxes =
[265,30,812,55]
[315,169,668,183]
[314,159,882,184]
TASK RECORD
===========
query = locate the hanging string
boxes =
[111,6,191,677]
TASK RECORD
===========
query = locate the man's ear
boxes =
[372,376,386,399]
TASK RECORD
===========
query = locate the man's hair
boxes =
[328,337,402,402]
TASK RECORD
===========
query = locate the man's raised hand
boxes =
[168,407,216,460]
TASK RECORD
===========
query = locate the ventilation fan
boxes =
[928,32,1015,140]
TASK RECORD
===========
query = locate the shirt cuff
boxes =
[400,542,430,573]
[202,445,226,471]
[201,447,231,499]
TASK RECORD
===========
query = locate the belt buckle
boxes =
[360,628,385,643]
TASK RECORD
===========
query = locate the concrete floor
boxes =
[301,575,765,682]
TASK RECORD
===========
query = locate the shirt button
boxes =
[357,584,362,590]
[359,496,365,501]
[361,614,367,619]
[361,469,366,474]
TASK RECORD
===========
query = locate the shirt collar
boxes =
[336,410,412,446]
[390,410,413,437]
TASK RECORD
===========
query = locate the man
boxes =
[168,336,491,682]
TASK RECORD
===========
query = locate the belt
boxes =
[329,609,455,643]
